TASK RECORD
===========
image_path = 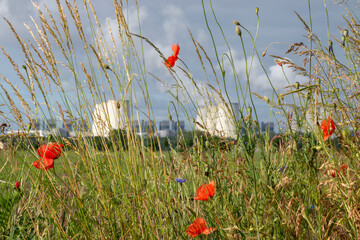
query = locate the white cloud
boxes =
[0,0,9,17]
[194,29,208,43]
[125,5,148,33]
[161,4,187,43]
[229,50,307,95]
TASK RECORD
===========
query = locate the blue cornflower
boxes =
[278,166,288,173]
[176,178,187,183]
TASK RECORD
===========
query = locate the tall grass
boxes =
[0,0,359,239]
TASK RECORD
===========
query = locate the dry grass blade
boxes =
[0,83,23,124]
[131,33,166,61]
[294,11,319,42]
[188,29,207,77]
[197,41,220,87]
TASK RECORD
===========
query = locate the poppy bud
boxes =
[277,99,281,105]
[333,103,337,109]
[313,146,322,151]
[344,29,348,37]
[328,40,333,48]
[305,93,311,100]
[248,107,252,114]
[48,134,52,142]
[205,141,210,149]
[22,65,27,70]
[232,20,240,26]
[263,96,270,103]
[316,78,321,85]
[341,35,346,46]
[341,130,348,138]
[336,88,339,94]
[104,64,110,70]
[261,51,266,57]
[255,7,259,15]
[168,114,172,122]
[27,123,32,131]
[116,101,121,109]
[295,82,299,90]
[192,118,195,123]
[328,40,333,54]
[235,26,242,37]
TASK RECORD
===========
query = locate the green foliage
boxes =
[144,137,159,151]
[0,188,37,239]
[109,129,128,151]
[0,0,360,238]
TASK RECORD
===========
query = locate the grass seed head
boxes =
[235,26,242,37]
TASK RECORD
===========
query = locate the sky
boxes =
[0,0,357,131]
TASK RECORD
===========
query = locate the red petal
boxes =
[193,181,215,201]
[164,56,177,68]
[43,157,54,170]
[321,117,335,141]
[33,160,41,169]
[186,218,215,237]
[172,43,180,57]
[38,143,63,159]
[33,158,54,170]
[38,144,47,157]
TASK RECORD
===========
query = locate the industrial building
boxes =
[91,100,130,137]
[195,103,240,138]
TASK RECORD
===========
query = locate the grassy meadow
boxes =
[1,0,360,239]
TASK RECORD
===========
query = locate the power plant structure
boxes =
[91,100,130,137]
[195,103,240,138]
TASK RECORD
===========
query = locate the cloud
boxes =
[228,50,307,96]
[194,29,209,43]
[0,0,9,17]
[126,5,149,33]
[161,4,187,43]
[0,0,33,43]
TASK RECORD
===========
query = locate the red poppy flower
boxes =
[340,164,348,173]
[172,43,180,58]
[329,164,348,178]
[38,143,63,159]
[33,157,54,170]
[275,59,283,66]
[15,181,20,189]
[193,180,216,201]
[165,55,178,68]
[33,143,63,171]
[186,217,216,238]
[330,169,339,178]
[320,117,335,141]
[164,43,180,68]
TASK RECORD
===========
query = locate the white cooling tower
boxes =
[91,100,130,137]
[195,103,239,138]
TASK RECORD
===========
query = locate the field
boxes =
[0,0,360,239]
